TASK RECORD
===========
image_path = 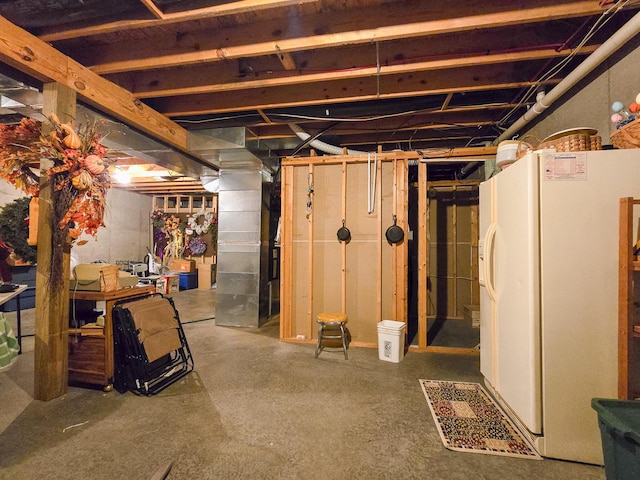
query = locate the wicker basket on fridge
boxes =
[611,118,640,149]
[538,128,602,152]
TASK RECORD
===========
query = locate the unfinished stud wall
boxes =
[281,153,408,346]
[427,187,479,319]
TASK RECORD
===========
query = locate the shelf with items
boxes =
[152,194,218,214]
[618,197,640,400]
[67,285,155,389]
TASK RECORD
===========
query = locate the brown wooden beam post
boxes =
[307,161,314,340]
[341,160,347,313]
[417,161,428,349]
[398,158,408,323]
[280,165,293,339]
[33,82,74,401]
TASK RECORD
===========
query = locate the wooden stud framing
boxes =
[280,164,294,339]
[415,169,481,352]
[307,162,314,340]
[396,158,408,324]
[280,151,483,349]
[341,160,347,312]
[417,161,428,349]
[392,158,398,321]
[452,186,458,316]
[470,201,480,306]
[376,154,383,323]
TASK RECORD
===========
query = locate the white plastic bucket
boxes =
[377,320,406,363]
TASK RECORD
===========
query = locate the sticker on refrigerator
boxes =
[544,152,586,180]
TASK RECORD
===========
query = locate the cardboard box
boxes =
[197,263,215,290]
[164,274,179,294]
[156,275,179,294]
[155,277,167,295]
[169,259,196,273]
[463,304,480,328]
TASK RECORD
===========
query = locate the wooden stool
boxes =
[314,312,349,359]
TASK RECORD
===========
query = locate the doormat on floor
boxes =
[419,379,542,460]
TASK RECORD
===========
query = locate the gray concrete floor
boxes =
[0,290,606,480]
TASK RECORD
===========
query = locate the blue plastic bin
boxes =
[178,272,198,290]
[591,398,640,480]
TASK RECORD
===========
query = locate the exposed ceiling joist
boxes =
[0,15,190,154]
[83,1,604,75]
[1,0,639,190]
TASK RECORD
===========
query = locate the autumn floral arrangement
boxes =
[0,114,111,286]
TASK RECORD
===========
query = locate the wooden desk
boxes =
[0,284,28,354]
[68,285,155,388]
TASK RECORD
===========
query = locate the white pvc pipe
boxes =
[496,10,640,144]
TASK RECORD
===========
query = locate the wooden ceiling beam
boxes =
[139,0,165,19]
[149,65,561,116]
[0,16,190,154]
[84,1,603,74]
[38,0,320,42]
[122,45,596,99]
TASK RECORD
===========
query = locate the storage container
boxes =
[178,272,198,290]
[377,320,406,363]
[591,398,640,479]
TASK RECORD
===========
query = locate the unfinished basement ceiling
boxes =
[1,0,640,192]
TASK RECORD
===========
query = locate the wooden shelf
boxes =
[68,285,155,388]
[152,194,217,214]
[618,197,640,399]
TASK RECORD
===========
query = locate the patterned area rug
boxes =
[420,379,542,460]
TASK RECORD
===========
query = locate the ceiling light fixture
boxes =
[113,168,131,184]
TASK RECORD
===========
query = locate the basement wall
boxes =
[0,182,152,265]
[521,38,640,144]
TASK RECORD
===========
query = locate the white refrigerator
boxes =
[479,148,640,465]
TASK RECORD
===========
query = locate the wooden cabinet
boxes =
[68,285,155,388]
[618,197,640,400]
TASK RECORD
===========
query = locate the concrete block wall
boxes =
[522,41,640,144]
[0,182,152,266]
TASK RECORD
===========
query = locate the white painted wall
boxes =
[0,182,152,265]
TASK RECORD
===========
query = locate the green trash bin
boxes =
[591,398,640,480]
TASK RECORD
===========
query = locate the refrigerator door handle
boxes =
[484,223,497,303]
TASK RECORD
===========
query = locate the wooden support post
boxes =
[391,159,398,321]
[307,162,314,340]
[417,162,428,349]
[376,155,382,323]
[280,165,293,339]
[452,186,458,316]
[470,201,479,306]
[398,158,408,323]
[341,160,347,313]
[34,82,74,401]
